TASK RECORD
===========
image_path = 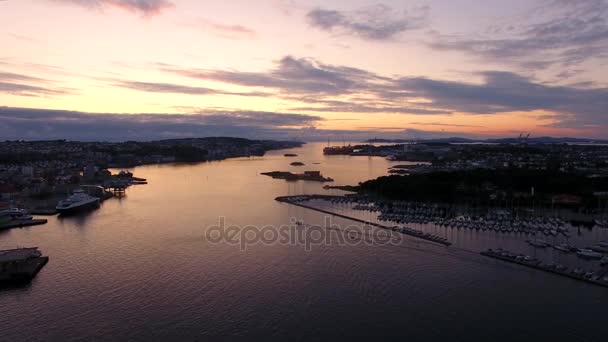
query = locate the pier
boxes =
[481,249,608,289]
[276,195,451,246]
[0,219,48,231]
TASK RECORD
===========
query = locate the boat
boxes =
[576,249,603,260]
[553,244,571,253]
[589,245,608,253]
[598,241,608,248]
[56,190,100,215]
[527,239,549,248]
[0,208,33,221]
[601,256,608,266]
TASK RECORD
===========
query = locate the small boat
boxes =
[527,239,549,248]
[1,208,34,221]
[601,256,608,266]
[576,249,603,260]
[553,244,571,253]
[589,245,608,253]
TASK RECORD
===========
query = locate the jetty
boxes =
[0,247,49,287]
[481,249,608,289]
[0,219,47,231]
[276,195,451,246]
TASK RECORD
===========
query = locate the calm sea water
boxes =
[1,143,607,341]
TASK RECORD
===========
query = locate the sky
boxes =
[0,0,607,141]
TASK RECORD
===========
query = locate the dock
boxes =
[481,249,608,289]
[0,248,49,287]
[276,195,451,246]
[0,219,48,231]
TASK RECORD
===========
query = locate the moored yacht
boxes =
[56,190,100,215]
[0,208,33,221]
[527,239,549,248]
[576,249,603,260]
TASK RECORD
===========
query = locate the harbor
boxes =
[1,142,607,341]
[278,193,608,289]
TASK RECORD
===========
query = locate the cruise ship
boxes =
[56,190,100,215]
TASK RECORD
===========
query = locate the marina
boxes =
[278,193,608,288]
[276,195,451,246]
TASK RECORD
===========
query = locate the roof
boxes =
[0,247,40,263]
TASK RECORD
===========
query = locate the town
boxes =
[0,137,302,226]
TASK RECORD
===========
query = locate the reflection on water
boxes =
[0,143,607,341]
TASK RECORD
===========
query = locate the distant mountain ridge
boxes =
[366,137,608,144]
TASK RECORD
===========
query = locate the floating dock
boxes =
[276,195,451,246]
[481,249,608,289]
[0,219,48,231]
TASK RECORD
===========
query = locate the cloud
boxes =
[164,55,389,95]
[306,4,429,40]
[202,21,256,40]
[397,71,608,124]
[430,0,608,69]
[408,122,484,128]
[0,71,72,97]
[0,71,47,83]
[0,107,322,141]
[161,55,608,129]
[49,0,174,16]
[113,80,268,97]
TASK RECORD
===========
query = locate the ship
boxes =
[56,189,100,215]
[323,145,354,155]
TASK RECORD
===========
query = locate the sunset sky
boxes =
[1,0,607,141]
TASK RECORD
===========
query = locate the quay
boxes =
[481,249,608,289]
[276,195,451,246]
[0,247,49,287]
[0,219,48,231]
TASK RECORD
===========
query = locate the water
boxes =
[1,143,607,341]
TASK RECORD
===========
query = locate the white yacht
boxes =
[56,190,100,215]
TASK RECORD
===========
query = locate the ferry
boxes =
[56,190,100,215]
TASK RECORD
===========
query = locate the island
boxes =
[261,171,334,182]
